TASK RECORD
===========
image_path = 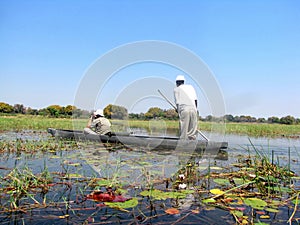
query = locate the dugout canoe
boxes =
[47,128,228,154]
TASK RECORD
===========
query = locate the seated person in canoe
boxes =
[84,109,112,135]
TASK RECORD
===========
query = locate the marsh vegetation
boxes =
[1,115,300,138]
[0,115,299,224]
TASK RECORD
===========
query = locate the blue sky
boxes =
[1,0,300,118]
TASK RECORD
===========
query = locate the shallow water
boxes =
[0,131,299,225]
[223,133,300,174]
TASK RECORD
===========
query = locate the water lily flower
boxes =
[178,174,185,180]
[178,183,187,189]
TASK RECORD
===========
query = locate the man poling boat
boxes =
[158,75,209,141]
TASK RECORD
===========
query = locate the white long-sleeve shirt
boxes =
[174,84,197,110]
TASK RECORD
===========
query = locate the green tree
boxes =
[257,117,266,123]
[104,104,128,120]
[0,102,14,113]
[129,113,139,119]
[205,115,213,122]
[14,104,26,114]
[64,105,76,116]
[164,109,177,120]
[280,115,295,125]
[268,116,280,124]
[145,107,164,119]
[224,114,234,122]
[46,105,62,117]
[26,107,38,115]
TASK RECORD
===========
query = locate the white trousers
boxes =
[179,106,198,140]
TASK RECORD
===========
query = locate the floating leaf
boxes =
[140,189,190,200]
[202,198,216,203]
[63,173,83,178]
[140,189,167,200]
[97,179,114,187]
[266,186,292,193]
[243,198,267,210]
[230,210,243,218]
[180,190,194,194]
[209,166,223,170]
[260,215,270,219]
[233,178,250,185]
[265,207,279,213]
[165,208,180,215]
[241,219,248,224]
[105,198,138,209]
[87,192,114,202]
[87,191,130,202]
[213,178,230,186]
[254,222,269,225]
[210,189,225,195]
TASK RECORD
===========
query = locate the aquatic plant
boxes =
[0,128,299,224]
[2,166,52,210]
[0,138,79,154]
[199,143,300,224]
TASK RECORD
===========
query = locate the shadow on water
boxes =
[0,131,299,224]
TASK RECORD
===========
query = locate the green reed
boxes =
[2,166,52,209]
[1,115,300,137]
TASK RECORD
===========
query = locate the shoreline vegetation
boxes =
[0,115,299,138]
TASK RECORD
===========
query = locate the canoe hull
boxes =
[47,128,228,154]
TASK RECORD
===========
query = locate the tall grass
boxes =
[0,115,86,131]
[225,122,300,137]
[0,115,299,137]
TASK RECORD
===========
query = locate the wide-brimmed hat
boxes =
[176,75,185,81]
[94,109,104,116]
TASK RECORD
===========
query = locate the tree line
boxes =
[0,102,299,125]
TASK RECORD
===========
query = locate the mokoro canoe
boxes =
[47,128,228,153]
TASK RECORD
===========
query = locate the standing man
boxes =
[174,75,198,140]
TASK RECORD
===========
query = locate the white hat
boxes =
[176,75,185,81]
[94,109,104,116]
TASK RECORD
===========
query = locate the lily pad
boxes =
[233,178,250,185]
[105,198,138,209]
[62,173,83,179]
[202,198,216,203]
[210,189,225,195]
[165,208,180,215]
[213,178,230,186]
[266,186,292,193]
[140,189,191,200]
[254,222,269,225]
[292,199,300,205]
[97,179,116,187]
[243,198,267,210]
[265,207,279,213]
[230,210,243,218]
